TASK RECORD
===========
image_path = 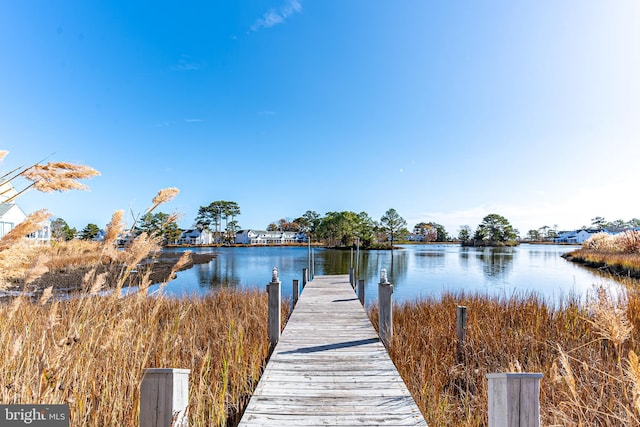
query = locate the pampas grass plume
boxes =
[147,187,179,213]
[103,210,125,247]
[21,162,100,193]
[24,254,50,285]
[0,209,51,251]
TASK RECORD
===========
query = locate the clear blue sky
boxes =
[2,1,639,235]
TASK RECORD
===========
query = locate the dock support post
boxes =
[457,305,467,363]
[292,279,299,308]
[268,267,281,348]
[349,267,354,289]
[302,268,308,289]
[378,268,394,347]
[140,368,190,427]
[358,279,365,306]
[486,373,543,427]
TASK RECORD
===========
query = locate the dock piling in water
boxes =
[378,268,394,348]
[267,267,281,348]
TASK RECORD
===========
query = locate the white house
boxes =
[179,229,215,245]
[406,233,425,242]
[576,229,603,243]
[0,182,51,242]
[0,203,51,242]
[555,229,604,244]
[235,229,307,245]
[0,203,27,239]
[554,230,579,244]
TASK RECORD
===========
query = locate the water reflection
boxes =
[475,247,515,282]
[152,244,622,306]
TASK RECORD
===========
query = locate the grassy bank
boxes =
[562,230,640,279]
[563,249,640,278]
[371,281,640,426]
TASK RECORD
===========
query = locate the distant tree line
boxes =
[70,197,616,249]
[265,209,410,249]
[585,216,640,231]
[458,214,519,246]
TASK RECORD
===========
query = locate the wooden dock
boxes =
[239,274,427,426]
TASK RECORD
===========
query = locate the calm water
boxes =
[143,244,621,306]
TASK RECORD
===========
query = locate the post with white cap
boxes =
[378,268,394,347]
[268,267,281,348]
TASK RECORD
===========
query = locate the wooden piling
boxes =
[457,305,467,363]
[378,269,393,347]
[268,267,281,348]
[487,372,543,427]
[140,368,190,427]
[292,279,299,308]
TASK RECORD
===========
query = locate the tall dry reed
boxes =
[371,281,640,426]
[19,162,100,194]
[0,287,287,426]
[583,231,640,254]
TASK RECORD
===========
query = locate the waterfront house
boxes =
[179,229,215,245]
[407,233,426,242]
[555,230,579,244]
[555,229,604,244]
[0,182,50,242]
[576,229,603,243]
[235,229,307,245]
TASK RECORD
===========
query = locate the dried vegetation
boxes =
[372,280,640,426]
[564,231,640,278]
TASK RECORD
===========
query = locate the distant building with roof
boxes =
[0,182,50,242]
[555,229,608,244]
[178,229,215,245]
[235,229,307,245]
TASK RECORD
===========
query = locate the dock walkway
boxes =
[239,274,427,426]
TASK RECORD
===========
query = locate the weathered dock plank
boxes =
[239,274,427,426]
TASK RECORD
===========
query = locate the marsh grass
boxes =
[0,287,285,426]
[371,280,640,426]
[1,207,286,426]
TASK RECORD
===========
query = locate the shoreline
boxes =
[0,251,216,300]
[562,249,640,280]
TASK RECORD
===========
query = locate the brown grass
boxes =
[370,280,640,426]
[0,183,290,426]
[0,287,289,426]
